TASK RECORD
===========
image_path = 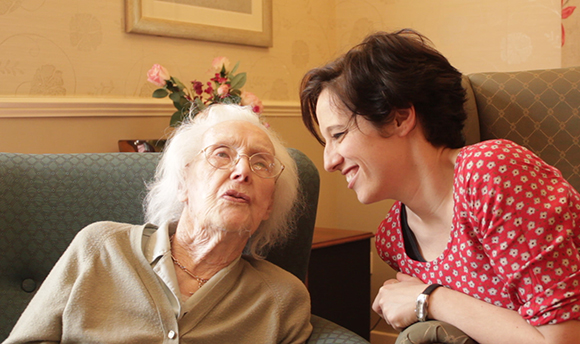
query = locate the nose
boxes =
[231,155,252,182]
[323,143,343,172]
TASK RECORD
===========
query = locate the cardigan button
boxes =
[167,330,176,339]
[21,278,37,293]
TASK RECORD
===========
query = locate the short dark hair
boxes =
[300,29,467,148]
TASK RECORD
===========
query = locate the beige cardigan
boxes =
[5,221,312,343]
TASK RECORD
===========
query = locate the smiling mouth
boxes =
[342,166,358,188]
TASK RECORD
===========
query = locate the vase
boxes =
[118,139,166,153]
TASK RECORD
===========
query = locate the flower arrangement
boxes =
[147,57,263,127]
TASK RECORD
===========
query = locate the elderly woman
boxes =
[300,29,580,344]
[6,105,313,343]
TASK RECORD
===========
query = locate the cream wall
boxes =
[335,0,562,72]
[0,1,575,341]
[0,1,337,101]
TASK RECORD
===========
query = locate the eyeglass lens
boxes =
[204,145,283,178]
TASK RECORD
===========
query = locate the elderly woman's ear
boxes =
[177,187,188,203]
[261,195,275,221]
[176,174,190,203]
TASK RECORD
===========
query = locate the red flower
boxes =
[205,81,214,95]
[562,0,576,46]
[192,81,204,96]
[211,73,228,84]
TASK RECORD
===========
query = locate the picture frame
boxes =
[125,0,272,47]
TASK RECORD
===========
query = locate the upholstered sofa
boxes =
[0,148,369,343]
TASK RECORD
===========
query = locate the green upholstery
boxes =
[395,320,477,344]
[310,315,371,343]
[464,66,580,190]
[0,148,369,343]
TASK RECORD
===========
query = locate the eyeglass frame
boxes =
[199,144,285,179]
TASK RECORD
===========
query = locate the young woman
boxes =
[300,29,580,344]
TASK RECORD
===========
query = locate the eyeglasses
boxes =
[201,144,285,179]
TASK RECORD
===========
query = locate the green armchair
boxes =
[462,66,580,190]
[0,149,369,343]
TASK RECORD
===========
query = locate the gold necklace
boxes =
[171,254,210,289]
[169,235,210,290]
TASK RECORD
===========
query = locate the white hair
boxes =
[144,104,300,258]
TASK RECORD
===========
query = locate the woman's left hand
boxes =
[371,272,427,331]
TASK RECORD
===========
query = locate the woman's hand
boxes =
[371,272,428,331]
[373,272,580,343]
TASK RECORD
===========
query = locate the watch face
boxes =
[415,294,428,321]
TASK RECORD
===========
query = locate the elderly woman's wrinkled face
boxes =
[178,120,277,234]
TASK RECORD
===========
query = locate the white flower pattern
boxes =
[376,139,580,326]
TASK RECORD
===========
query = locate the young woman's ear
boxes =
[393,106,417,136]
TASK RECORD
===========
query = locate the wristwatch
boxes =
[415,284,443,322]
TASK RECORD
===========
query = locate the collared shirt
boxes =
[142,222,185,318]
[141,222,242,320]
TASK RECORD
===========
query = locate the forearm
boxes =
[429,287,580,344]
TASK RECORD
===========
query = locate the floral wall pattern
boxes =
[563,0,580,66]
[0,0,337,100]
[0,0,571,101]
[335,0,562,74]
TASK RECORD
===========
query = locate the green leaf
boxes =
[152,88,169,98]
[169,91,182,103]
[193,98,205,108]
[170,110,184,127]
[224,94,241,104]
[179,97,190,108]
[230,61,241,75]
[229,73,246,89]
[172,76,187,91]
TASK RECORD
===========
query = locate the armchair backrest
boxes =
[463,66,580,191]
[0,148,319,340]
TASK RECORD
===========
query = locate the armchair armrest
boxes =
[308,315,370,344]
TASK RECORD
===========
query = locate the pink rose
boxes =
[211,56,230,72]
[147,64,170,87]
[217,84,230,97]
[241,91,263,114]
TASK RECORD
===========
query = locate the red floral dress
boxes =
[375,139,580,325]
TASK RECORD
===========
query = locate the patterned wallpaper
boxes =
[335,0,568,74]
[0,0,336,101]
[1,0,575,102]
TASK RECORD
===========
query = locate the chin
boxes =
[218,215,254,233]
[356,191,380,205]
[200,208,250,234]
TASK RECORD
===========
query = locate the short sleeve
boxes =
[458,140,580,325]
[375,202,405,272]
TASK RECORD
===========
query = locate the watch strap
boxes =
[415,284,443,322]
[422,283,443,297]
